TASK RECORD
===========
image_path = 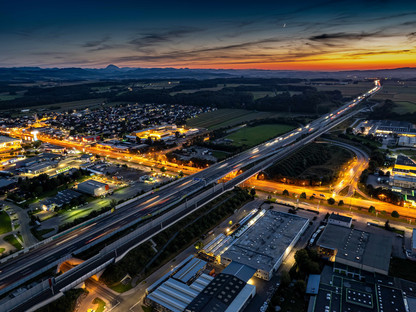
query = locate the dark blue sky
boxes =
[1,0,416,70]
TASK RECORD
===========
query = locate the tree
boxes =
[283,189,289,196]
[295,280,306,294]
[250,188,256,197]
[280,271,291,287]
[327,197,335,205]
[391,210,400,218]
[194,241,204,250]
[368,206,375,213]
[338,200,344,206]
[385,220,392,231]
[178,171,184,178]
[110,199,117,209]
[160,166,167,173]
[300,192,306,199]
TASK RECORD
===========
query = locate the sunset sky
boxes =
[1,0,416,70]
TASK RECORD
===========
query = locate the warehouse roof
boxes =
[329,213,352,223]
[0,136,20,144]
[221,210,308,274]
[317,224,392,274]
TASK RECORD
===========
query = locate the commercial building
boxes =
[220,210,309,280]
[328,213,352,228]
[390,175,416,190]
[145,256,257,312]
[186,262,256,312]
[309,265,414,312]
[0,136,21,154]
[316,224,392,275]
[413,229,416,254]
[132,125,199,142]
[393,155,416,177]
[398,136,416,147]
[76,179,109,196]
[41,189,82,211]
[354,120,416,137]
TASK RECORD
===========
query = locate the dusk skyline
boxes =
[1,0,416,70]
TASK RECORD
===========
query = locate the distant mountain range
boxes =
[1,65,416,82]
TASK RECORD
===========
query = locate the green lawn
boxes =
[0,247,5,254]
[109,281,133,293]
[0,211,12,234]
[92,297,106,312]
[4,234,23,250]
[225,124,294,147]
[393,101,416,114]
[211,150,230,161]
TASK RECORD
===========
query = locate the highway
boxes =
[0,81,381,310]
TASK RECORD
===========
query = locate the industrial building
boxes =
[145,256,257,312]
[309,265,416,312]
[398,136,416,147]
[316,224,392,275]
[76,179,109,196]
[41,189,82,211]
[390,175,416,189]
[220,210,309,280]
[0,136,21,155]
[354,120,416,137]
[132,125,199,142]
[328,213,352,228]
[186,262,257,312]
[393,155,416,177]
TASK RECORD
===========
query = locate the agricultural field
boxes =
[290,81,373,97]
[372,80,416,113]
[5,98,109,116]
[186,108,285,130]
[0,93,23,101]
[225,124,294,147]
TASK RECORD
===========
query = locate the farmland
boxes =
[225,124,295,147]
[186,109,284,130]
[372,80,416,113]
[312,81,373,97]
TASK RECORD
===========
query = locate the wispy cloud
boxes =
[82,36,111,48]
[128,27,201,49]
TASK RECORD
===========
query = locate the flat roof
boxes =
[77,179,108,190]
[221,262,256,283]
[314,265,408,312]
[186,273,247,312]
[317,224,392,273]
[306,274,321,295]
[329,213,352,223]
[413,229,416,250]
[396,155,416,167]
[0,136,20,144]
[221,210,308,274]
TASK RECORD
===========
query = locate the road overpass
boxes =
[0,81,381,311]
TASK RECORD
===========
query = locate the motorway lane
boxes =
[1,81,381,302]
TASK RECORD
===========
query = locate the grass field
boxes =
[372,81,416,113]
[5,98,108,116]
[186,109,288,130]
[4,234,22,250]
[226,124,294,147]
[0,94,23,101]
[392,101,416,114]
[0,211,12,234]
[291,81,373,97]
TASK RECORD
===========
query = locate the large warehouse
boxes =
[316,224,393,275]
[76,179,109,196]
[220,210,309,280]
